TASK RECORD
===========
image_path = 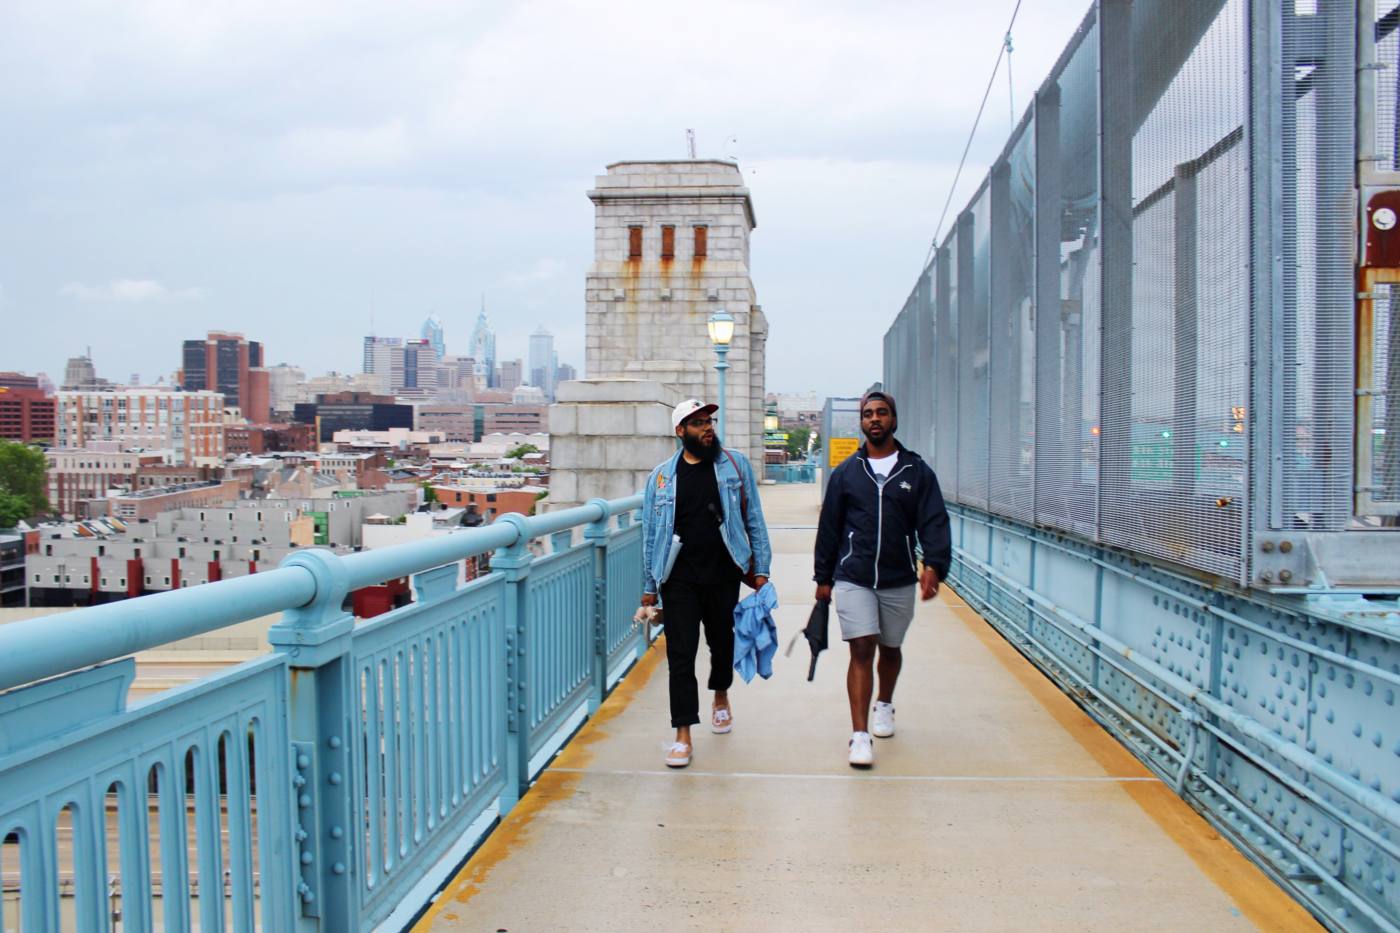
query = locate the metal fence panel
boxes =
[350,573,507,926]
[1098,0,1251,580]
[957,193,992,510]
[1034,18,1101,538]
[1365,287,1400,510]
[0,656,296,932]
[605,522,644,672]
[988,120,1037,522]
[935,238,960,500]
[915,261,937,462]
[1278,3,1356,531]
[525,544,596,753]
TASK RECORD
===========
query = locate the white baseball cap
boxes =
[671,398,719,430]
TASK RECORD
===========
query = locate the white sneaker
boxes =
[872,702,895,738]
[848,731,874,768]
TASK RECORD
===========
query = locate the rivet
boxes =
[330,826,344,839]
[297,754,310,770]
[301,851,314,865]
[329,772,343,786]
[1261,541,1275,553]
[299,794,311,809]
[328,736,342,749]
[333,862,347,876]
[1279,540,1293,553]
[1279,570,1293,583]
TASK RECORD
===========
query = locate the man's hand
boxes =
[814,583,832,603]
[919,567,940,602]
[641,592,658,608]
[753,575,769,590]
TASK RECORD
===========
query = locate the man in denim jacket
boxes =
[641,398,772,769]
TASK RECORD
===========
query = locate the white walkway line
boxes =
[548,767,1159,784]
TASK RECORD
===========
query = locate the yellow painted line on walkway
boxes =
[945,590,1321,932]
[412,637,668,930]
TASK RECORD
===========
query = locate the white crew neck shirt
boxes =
[868,451,899,478]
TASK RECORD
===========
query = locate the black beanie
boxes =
[859,391,898,433]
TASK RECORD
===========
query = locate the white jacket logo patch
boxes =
[900,481,912,491]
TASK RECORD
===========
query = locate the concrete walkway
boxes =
[416,484,1318,932]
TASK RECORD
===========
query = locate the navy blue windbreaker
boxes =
[813,442,951,590]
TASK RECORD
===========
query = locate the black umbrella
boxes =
[786,599,830,681]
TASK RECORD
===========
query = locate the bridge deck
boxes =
[414,484,1318,932]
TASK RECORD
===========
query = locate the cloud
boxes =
[58,278,207,302]
[504,257,564,286]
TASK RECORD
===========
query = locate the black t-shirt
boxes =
[670,456,740,584]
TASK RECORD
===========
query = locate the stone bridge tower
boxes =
[584,160,768,464]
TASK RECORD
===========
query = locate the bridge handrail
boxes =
[0,494,643,694]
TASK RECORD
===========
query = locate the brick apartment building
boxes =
[25,491,413,607]
[226,422,316,455]
[415,404,479,442]
[0,386,56,445]
[46,447,167,517]
[429,483,543,521]
[56,388,225,465]
[483,405,547,435]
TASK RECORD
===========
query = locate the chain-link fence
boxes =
[883,0,1370,585]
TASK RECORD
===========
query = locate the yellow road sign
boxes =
[828,437,859,466]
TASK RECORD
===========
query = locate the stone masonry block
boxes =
[608,443,672,471]
[549,472,578,503]
[577,404,635,435]
[555,379,679,405]
[548,404,577,435]
[603,471,642,500]
[635,404,672,437]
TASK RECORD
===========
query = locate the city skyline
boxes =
[0,2,1086,399]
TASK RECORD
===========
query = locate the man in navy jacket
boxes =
[813,391,950,767]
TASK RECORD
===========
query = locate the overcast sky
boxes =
[1,0,1087,398]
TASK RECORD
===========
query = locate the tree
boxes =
[785,426,813,460]
[421,482,439,505]
[0,441,49,527]
[506,443,540,460]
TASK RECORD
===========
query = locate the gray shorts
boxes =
[834,581,917,647]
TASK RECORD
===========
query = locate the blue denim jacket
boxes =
[642,448,772,596]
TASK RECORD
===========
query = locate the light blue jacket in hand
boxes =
[733,581,779,683]
[641,447,772,597]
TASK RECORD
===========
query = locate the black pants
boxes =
[660,577,740,728]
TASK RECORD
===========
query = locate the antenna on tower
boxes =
[686,129,696,159]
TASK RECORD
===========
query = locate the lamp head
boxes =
[707,308,735,347]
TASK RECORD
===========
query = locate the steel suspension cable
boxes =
[923,0,1026,268]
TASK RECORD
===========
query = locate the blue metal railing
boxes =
[764,462,816,484]
[0,494,646,932]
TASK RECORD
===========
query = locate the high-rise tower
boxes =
[179,331,268,421]
[529,326,555,400]
[470,303,497,389]
[421,314,446,360]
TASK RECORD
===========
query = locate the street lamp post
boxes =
[707,308,735,442]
